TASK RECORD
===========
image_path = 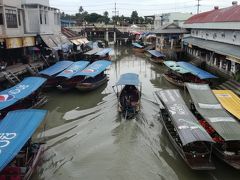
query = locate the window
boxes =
[39,11,42,24]
[18,10,21,26]
[0,13,3,25]
[221,32,225,38]
[5,9,17,28]
[213,33,217,39]
[44,12,47,24]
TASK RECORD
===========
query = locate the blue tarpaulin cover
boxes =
[178,61,217,79]
[0,109,47,171]
[147,50,165,58]
[74,60,112,78]
[95,48,112,56]
[39,60,73,76]
[56,61,90,79]
[115,73,140,86]
[0,77,46,110]
[132,43,144,48]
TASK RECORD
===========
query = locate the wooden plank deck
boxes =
[0,61,45,81]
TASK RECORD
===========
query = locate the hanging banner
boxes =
[5,38,22,49]
[22,37,35,47]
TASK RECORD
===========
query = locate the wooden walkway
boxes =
[0,61,44,82]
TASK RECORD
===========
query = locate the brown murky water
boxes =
[33,46,240,180]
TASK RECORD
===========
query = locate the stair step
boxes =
[229,79,240,87]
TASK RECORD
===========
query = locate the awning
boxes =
[95,48,112,56]
[183,37,240,60]
[40,34,72,52]
[0,109,47,171]
[186,83,240,141]
[178,61,217,79]
[164,61,190,74]
[132,43,144,48]
[39,60,73,77]
[213,90,240,120]
[0,77,46,110]
[74,60,112,78]
[147,50,165,58]
[156,89,214,146]
[57,61,90,79]
[70,38,89,46]
[115,73,140,86]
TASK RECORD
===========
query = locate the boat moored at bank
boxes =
[75,60,112,91]
[39,60,73,88]
[0,109,47,180]
[186,83,240,169]
[155,89,215,170]
[163,61,217,87]
[0,77,47,119]
[56,61,90,91]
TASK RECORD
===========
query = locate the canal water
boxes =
[34,46,240,180]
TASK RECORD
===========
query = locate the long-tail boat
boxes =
[0,77,47,119]
[39,60,73,88]
[163,61,217,87]
[147,50,165,64]
[75,60,112,91]
[56,61,90,91]
[213,90,240,120]
[186,83,240,169]
[95,48,112,61]
[112,73,141,119]
[132,43,145,53]
[155,89,215,170]
[0,109,47,180]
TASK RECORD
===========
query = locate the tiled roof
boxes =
[185,5,240,24]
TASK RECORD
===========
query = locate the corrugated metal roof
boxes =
[185,5,240,24]
[183,37,240,59]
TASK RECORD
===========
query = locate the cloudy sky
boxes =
[49,0,237,16]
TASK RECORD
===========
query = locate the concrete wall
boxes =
[24,6,60,34]
[21,0,49,6]
[0,0,21,8]
[191,29,240,46]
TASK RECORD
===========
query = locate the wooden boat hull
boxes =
[160,109,215,170]
[0,144,44,180]
[118,85,141,119]
[163,74,184,87]
[76,76,108,91]
[133,48,145,53]
[0,90,46,119]
[149,57,164,64]
[213,145,240,169]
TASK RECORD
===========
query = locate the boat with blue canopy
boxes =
[74,60,112,91]
[39,60,73,88]
[56,61,90,91]
[112,73,141,119]
[95,48,112,60]
[147,50,165,64]
[163,61,217,87]
[0,77,47,119]
[0,109,47,180]
[132,43,145,53]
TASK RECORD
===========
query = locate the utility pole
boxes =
[112,3,119,29]
[112,2,119,43]
[196,0,201,14]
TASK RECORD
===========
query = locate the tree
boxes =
[103,11,109,18]
[79,6,84,14]
[131,11,139,24]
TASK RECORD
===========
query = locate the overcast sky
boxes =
[49,0,237,16]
